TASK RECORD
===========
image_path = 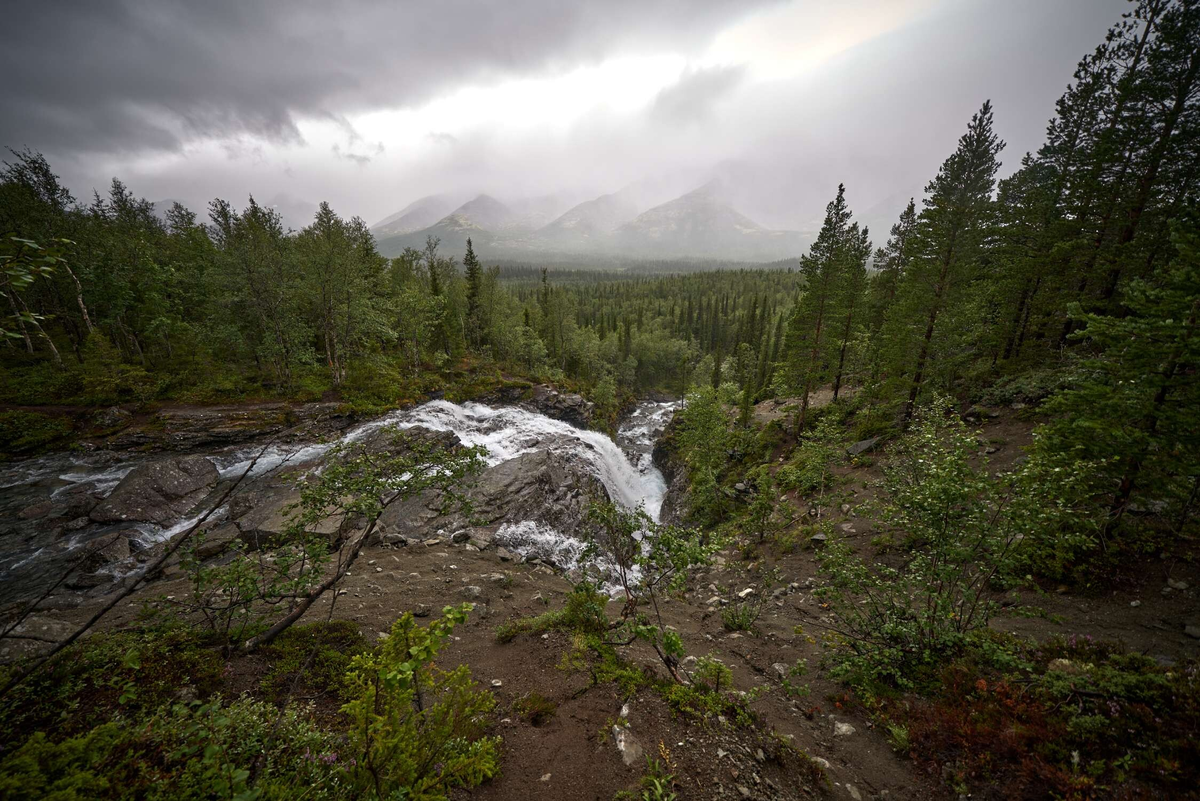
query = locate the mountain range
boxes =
[371,181,808,262]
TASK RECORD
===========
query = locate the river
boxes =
[0,399,679,604]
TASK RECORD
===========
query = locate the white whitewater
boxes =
[0,399,679,595]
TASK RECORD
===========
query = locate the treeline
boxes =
[0,153,800,411]
[765,0,1199,532]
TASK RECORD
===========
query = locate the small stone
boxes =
[1130,600,1142,608]
[450,530,470,544]
[540,773,551,782]
[738,588,755,599]
[491,679,503,688]
[846,784,863,801]
[833,721,856,737]
[811,756,831,770]
[810,533,828,546]
[737,786,751,798]
[840,503,851,514]
[1185,625,1200,640]
[705,595,721,606]
[772,662,789,678]
[375,567,383,573]
[1168,579,1189,591]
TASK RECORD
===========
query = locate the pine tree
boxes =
[783,184,854,429]
[463,237,483,349]
[888,101,1005,422]
[1040,210,1200,531]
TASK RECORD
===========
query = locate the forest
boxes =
[0,1,1198,799]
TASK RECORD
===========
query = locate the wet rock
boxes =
[93,406,132,430]
[234,488,347,550]
[195,524,241,560]
[90,455,218,525]
[524,385,594,429]
[375,448,607,545]
[78,530,132,572]
[18,501,53,521]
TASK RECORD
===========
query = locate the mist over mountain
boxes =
[373,179,810,262]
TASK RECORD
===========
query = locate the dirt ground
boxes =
[18,408,1200,800]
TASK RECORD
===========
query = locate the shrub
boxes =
[0,409,72,456]
[816,398,1103,688]
[342,604,500,798]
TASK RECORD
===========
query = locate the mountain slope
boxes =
[539,192,640,244]
[371,195,455,238]
[615,182,801,259]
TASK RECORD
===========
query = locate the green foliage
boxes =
[0,624,224,751]
[0,698,352,801]
[885,636,1200,798]
[816,399,1103,688]
[584,500,717,678]
[259,620,369,703]
[674,386,730,523]
[342,605,499,799]
[689,654,732,695]
[0,409,72,456]
[495,583,610,643]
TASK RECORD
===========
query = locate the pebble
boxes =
[1130,600,1141,607]
[846,784,862,801]
[1168,579,1189,591]
[491,679,503,688]
[833,721,856,737]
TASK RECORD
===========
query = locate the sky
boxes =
[2,0,1128,234]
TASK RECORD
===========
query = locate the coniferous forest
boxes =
[0,2,1198,800]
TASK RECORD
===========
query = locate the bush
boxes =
[0,409,72,456]
[342,604,500,798]
[816,399,1102,688]
[0,698,351,801]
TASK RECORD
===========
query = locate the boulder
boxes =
[374,448,607,544]
[195,523,242,560]
[234,488,349,550]
[78,530,132,571]
[524,385,594,429]
[90,455,218,525]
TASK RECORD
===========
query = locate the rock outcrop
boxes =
[90,455,218,525]
[375,446,608,544]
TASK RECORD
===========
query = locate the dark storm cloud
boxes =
[651,64,747,124]
[0,0,776,158]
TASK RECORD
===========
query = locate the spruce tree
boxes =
[888,101,1004,422]
[463,237,483,349]
[783,184,854,429]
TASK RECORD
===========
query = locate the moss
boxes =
[0,409,74,457]
[259,620,369,703]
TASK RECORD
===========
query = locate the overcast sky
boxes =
[2,0,1127,232]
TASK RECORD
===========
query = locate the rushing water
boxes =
[0,399,679,602]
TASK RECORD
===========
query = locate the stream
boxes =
[0,399,679,605]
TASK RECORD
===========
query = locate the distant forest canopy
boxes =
[1,0,1197,478]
